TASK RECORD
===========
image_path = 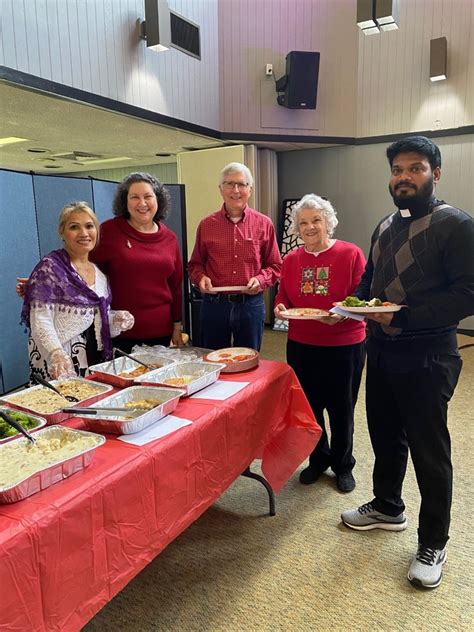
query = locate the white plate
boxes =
[210,286,248,292]
[333,302,403,314]
[279,308,330,320]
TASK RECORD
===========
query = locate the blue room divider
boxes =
[0,170,189,394]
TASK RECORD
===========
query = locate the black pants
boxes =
[366,353,462,549]
[287,339,366,474]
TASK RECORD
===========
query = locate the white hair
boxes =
[219,162,254,188]
[290,194,338,237]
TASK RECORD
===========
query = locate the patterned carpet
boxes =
[84,330,474,632]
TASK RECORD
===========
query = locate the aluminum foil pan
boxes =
[0,378,113,425]
[76,386,186,435]
[88,355,175,389]
[139,361,226,396]
[0,408,48,444]
[0,426,105,504]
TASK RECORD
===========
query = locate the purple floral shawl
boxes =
[21,249,112,359]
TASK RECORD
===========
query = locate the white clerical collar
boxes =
[399,209,412,218]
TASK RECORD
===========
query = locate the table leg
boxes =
[241,466,276,516]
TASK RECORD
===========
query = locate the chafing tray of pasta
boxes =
[0,378,113,424]
[0,426,105,503]
[71,386,186,435]
[88,354,176,388]
[139,361,227,396]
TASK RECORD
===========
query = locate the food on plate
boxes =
[233,354,255,361]
[0,411,41,439]
[117,363,162,378]
[341,296,396,308]
[124,399,163,411]
[162,376,195,387]
[0,432,98,488]
[280,307,329,317]
[56,380,104,400]
[7,388,71,413]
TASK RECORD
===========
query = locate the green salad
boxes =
[0,410,41,439]
[341,296,383,307]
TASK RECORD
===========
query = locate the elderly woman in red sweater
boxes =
[274,194,366,493]
[90,172,184,352]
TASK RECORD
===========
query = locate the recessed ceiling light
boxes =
[44,165,62,169]
[0,136,29,146]
[28,147,50,153]
[155,153,172,157]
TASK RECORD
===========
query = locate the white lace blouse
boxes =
[30,264,121,355]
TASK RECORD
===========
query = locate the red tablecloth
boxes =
[0,360,320,632]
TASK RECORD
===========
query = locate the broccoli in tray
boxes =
[0,410,40,439]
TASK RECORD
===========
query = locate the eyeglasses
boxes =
[221,181,250,191]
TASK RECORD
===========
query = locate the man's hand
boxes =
[198,276,217,294]
[245,277,261,295]
[319,314,345,326]
[365,312,394,326]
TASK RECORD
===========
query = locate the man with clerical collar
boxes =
[188,162,282,350]
[341,136,474,589]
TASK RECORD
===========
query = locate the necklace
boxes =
[72,262,95,286]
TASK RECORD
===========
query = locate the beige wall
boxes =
[177,145,254,255]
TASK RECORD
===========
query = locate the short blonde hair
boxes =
[290,194,338,238]
[219,162,254,188]
[58,202,100,238]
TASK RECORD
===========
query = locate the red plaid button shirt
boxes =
[188,205,282,290]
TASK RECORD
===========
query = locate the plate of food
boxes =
[205,347,259,373]
[210,286,248,292]
[279,307,330,320]
[334,297,404,313]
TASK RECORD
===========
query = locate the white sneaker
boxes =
[408,544,447,588]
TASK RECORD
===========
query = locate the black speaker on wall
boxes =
[275,51,320,109]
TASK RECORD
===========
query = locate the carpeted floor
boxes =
[84,329,474,632]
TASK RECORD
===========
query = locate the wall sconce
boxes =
[430,37,447,81]
[139,0,171,52]
[375,0,400,31]
[357,0,399,35]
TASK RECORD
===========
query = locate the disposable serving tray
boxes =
[0,378,113,424]
[0,426,105,503]
[74,386,186,435]
[139,361,226,396]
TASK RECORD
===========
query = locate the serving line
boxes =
[0,360,320,632]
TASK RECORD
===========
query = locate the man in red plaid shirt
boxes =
[188,162,282,350]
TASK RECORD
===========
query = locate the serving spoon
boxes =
[0,410,37,444]
[31,373,79,402]
[112,348,154,370]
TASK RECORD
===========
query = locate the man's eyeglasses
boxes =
[222,181,250,191]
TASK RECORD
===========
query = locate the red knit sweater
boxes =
[91,217,183,339]
[274,241,366,346]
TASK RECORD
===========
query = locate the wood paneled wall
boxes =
[218,0,358,136]
[357,0,474,136]
[0,0,220,129]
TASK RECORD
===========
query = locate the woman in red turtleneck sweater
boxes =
[90,172,184,353]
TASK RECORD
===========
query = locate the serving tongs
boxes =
[0,410,36,444]
[31,373,79,402]
[112,348,154,373]
[62,406,144,418]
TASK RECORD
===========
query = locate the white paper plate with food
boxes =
[210,286,248,292]
[334,301,403,313]
[205,348,259,373]
[279,307,330,320]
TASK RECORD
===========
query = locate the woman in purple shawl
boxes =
[21,202,134,379]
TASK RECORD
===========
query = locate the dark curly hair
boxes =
[112,172,170,222]
[386,136,441,171]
